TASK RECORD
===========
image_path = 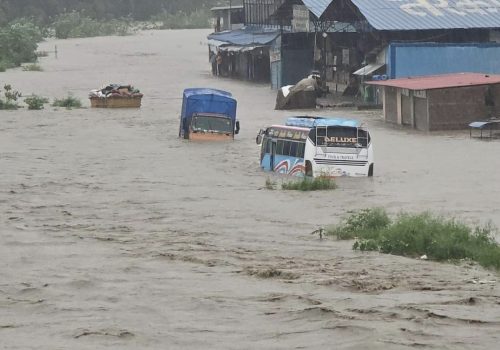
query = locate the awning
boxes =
[219,45,243,52]
[353,63,385,76]
[241,45,266,52]
[207,26,280,46]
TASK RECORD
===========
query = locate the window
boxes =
[290,142,297,157]
[297,142,305,158]
[282,141,291,156]
[276,140,284,155]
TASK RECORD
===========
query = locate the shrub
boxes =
[0,84,22,110]
[265,177,276,190]
[281,176,337,191]
[22,63,43,71]
[330,208,500,270]
[52,94,82,108]
[52,11,132,39]
[24,94,49,110]
[0,18,42,67]
[328,208,391,240]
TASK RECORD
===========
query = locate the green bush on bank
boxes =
[0,18,42,68]
[52,11,132,39]
[328,208,500,270]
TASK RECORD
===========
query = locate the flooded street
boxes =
[1,29,499,349]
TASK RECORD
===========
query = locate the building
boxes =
[208,0,500,95]
[211,5,245,32]
[367,73,500,131]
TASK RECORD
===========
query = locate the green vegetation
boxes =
[24,94,49,109]
[265,177,277,190]
[328,208,500,270]
[329,208,391,240]
[282,176,337,191]
[52,11,132,39]
[52,94,82,108]
[0,18,43,69]
[151,9,211,29]
[22,63,43,71]
[0,1,223,26]
[0,84,22,109]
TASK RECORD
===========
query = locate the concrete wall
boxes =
[383,87,398,123]
[401,93,412,126]
[414,96,429,131]
[427,86,491,130]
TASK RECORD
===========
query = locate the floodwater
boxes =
[1,29,499,349]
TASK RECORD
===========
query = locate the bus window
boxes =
[276,140,284,155]
[308,129,317,145]
[282,141,291,156]
[264,138,271,153]
[290,142,297,157]
[297,142,305,158]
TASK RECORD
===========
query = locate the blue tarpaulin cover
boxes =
[207,26,280,46]
[181,88,237,122]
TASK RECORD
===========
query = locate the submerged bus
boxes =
[179,88,240,141]
[256,117,374,177]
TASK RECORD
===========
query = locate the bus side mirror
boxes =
[235,120,240,134]
[256,134,262,145]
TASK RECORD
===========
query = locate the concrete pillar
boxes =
[396,89,402,125]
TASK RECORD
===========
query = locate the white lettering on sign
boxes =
[325,136,358,144]
[388,0,500,17]
[326,154,355,160]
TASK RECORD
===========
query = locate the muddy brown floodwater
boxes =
[1,29,499,349]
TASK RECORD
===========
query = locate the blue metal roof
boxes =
[207,26,280,46]
[302,0,333,18]
[350,0,500,30]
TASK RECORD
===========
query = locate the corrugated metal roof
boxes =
[210,5,244,12]
[367,72,500,90]
[351,0,500,30]
[302,0,333,18]
[353,63,385,76]
[207,27,280,46]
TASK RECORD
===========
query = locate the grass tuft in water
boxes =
[24,94,49,110]
[52,94,82,109]
[22,63,43,71]
[265,177,276,190]
[328,208,500,270]
[281,176,337,191]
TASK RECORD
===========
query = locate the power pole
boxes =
[229,0,232,29]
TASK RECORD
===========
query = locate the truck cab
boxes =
[179,88,239,140]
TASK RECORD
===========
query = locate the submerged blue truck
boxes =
[179,88,239,141]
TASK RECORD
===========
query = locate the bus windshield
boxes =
[309,126,370,148]
[192,115,233,134]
